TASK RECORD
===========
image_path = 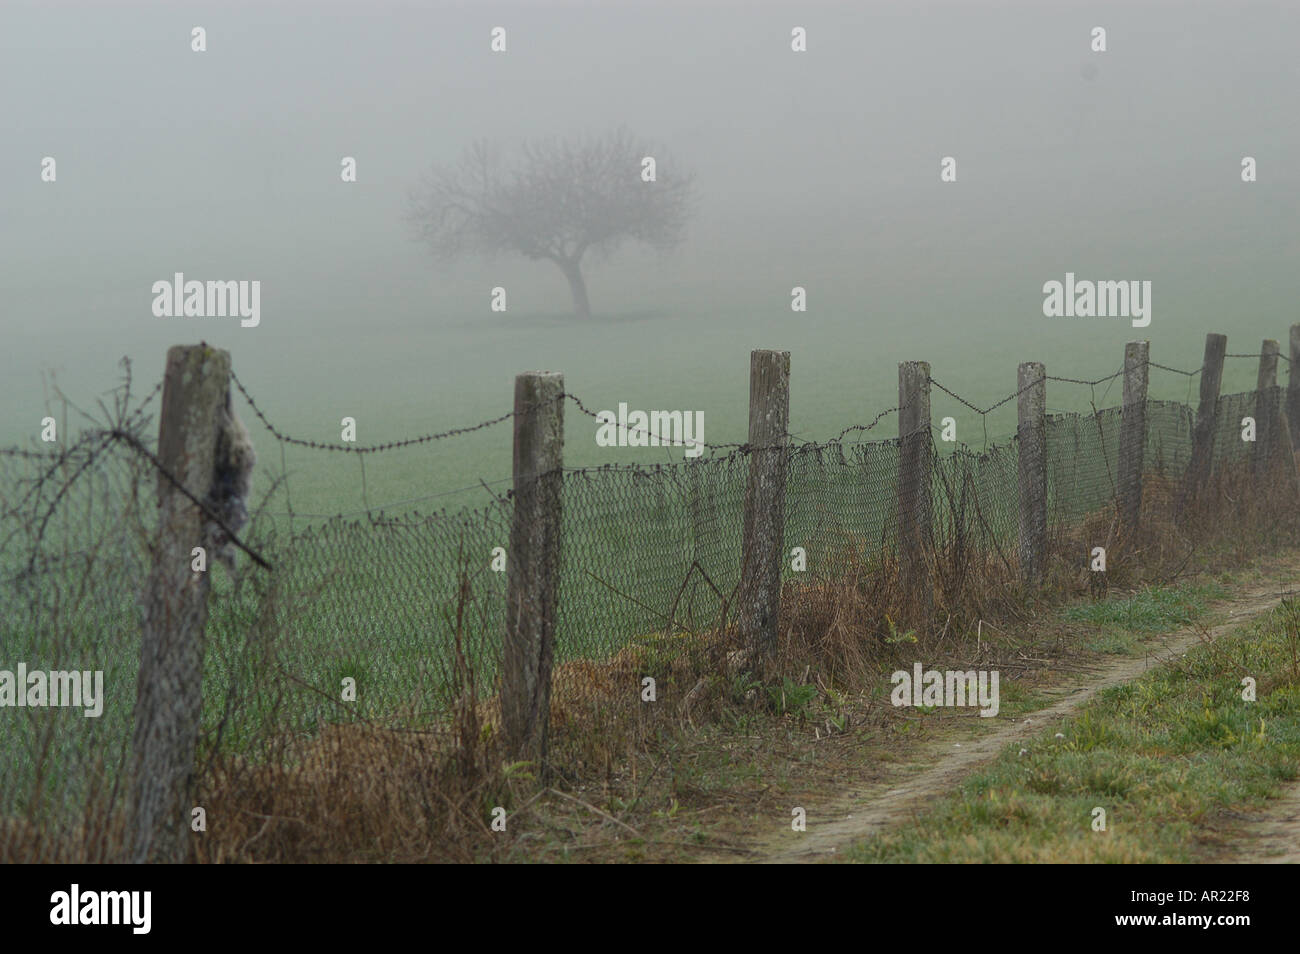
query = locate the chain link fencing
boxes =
[3,356,1298,861]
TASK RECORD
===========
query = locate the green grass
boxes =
[843,599,1300,863]
[1064,580,1228,654]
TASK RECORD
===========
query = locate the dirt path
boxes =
[1232,782,1300,863]
[743,577,1296,864]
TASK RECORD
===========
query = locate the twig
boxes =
[547,787,640,837]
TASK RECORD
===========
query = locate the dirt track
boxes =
[1233,780,1300,863]
[734,576,1298,864]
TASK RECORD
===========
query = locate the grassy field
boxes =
[228,311,1271,520]
[3,301,1284,520]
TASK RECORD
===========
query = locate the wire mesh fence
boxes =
[3,346,1299,862]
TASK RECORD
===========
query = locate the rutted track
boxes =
[730,575,1298,864]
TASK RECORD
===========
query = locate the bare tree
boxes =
[408,127,694,320]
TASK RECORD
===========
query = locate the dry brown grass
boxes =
[188,453,1300,863]
[0,795,126,864]
[188,634,714,862]
[197,723,479,863]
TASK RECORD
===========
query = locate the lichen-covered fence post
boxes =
[1288,324,1300,451]
[1251,340,1280,480]
[129,343,230,864]
[1118,341,1149,535]
[502,371,564,767]
[1252,339,1299,494]
[737,350,790,661]
[897,360,932,620]
[1016,362,1046,585]
[1180,332,1226,511]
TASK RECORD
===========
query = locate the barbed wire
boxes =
[1227,352,1292,363]
[7,429,272,576]
[560,393,751,452]
[234,371,755,455]
[228,356,1225,517]
[105,428,272,570]
[0,367,271,576]
[230,370,528,454]
[15,356,1270,530]
[2,372,165,553]
[816,401,908,445]
[1148,361,1193,377]
[5,353,1276,474]
[21,432,119,575]
[928,374,1045,417]
[0,376,163,461]
[923,357,1215,451]
[934,357,1206,419]
[230,353,1232,473]
[1045,368,1124,387]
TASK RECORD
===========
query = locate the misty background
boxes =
[3,0,1298,508]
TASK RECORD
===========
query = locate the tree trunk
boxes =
[558,258,591,320]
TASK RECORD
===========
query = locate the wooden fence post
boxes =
[1180,333,1226,510]
[1016,362,1047,585]
[502,371,564,766]
[897,361,932,617]
[129,344,230,864]
[1118,341,1149,535]
[1242,337,1294,493]
[1289,324,1300,450]
[737,350,790,660]
[1252,340,1286,482]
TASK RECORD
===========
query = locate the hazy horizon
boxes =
[4,0,1298,500]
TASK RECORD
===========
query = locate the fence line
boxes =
[4,328,1300,861]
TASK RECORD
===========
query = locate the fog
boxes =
[3,0,1298,460]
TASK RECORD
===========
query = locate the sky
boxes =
[2,0,1298,473]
